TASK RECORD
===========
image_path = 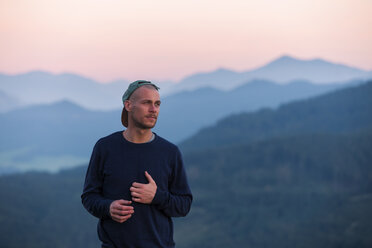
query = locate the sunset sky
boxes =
[1,0,371,82]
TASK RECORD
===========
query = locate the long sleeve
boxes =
[81,141,113,219]
[152,148,193,217]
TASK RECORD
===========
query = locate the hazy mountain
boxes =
[1,56,371,112]
[0,80,356,173]
[180,80,372,152]
[0,71,130,111]
[173,55,372,92]
[248,55,371,83]
[0,90,21,112]
[173,68,246,92]
[156,79,357,142]
[0,101,122,173]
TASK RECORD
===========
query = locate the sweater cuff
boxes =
[104,199,115,219]
[152,188,168,206]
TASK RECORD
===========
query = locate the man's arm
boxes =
[152,159,193,217]
[82,142,134,222]
[130,149,193,217]
[81,141,114,219]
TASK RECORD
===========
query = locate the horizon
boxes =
[0,54,370,84]
[1,0,371,82]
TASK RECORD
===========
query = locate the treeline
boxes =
[178,131,372,247]
[0,131,371,247]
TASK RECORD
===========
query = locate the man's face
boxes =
[126,86,161,129]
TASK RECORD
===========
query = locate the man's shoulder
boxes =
[154,134,179,151]
[96,131,122,146]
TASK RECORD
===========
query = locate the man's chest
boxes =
[102,149,173,192]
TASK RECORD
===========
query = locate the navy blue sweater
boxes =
[81,131,192,248]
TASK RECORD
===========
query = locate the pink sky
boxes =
[0,0,371,82]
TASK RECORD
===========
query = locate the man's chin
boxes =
[134,121,157,130]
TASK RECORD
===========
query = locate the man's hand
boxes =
[109,199,134,223]
[130,171,157,204]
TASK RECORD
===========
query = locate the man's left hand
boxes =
[130,171,157,204]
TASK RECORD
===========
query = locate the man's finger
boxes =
[112,209,133,216]
[132,197,142,203]
[118,210,133,216]
[132,182,144,188]
[130,191,141,198]
[115,204,134,211]
[145,171,155,184]
[130,186,142,193]
[112,206,134,214]
[117,199,132,205]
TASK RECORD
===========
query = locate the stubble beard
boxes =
[132,115,157,130]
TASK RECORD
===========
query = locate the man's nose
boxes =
[149,103,159,112]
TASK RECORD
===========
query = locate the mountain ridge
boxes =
[180,80,372,152]
[1,55,371,112]
[173,55,372,92]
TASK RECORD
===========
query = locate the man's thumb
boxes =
[145,171,155,184]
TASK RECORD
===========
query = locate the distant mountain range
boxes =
[0,72,130,112]
[1,55,371,173]
[1,55,371,112]
[0,79,362,173]
[171,55,372,92]
[156,79,359,142]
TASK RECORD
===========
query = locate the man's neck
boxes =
[123,128,153,144]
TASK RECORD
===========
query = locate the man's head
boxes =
[121,80,160,129]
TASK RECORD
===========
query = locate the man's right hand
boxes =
[109,199,134,223]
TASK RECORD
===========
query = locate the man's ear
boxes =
[124,100,131,112]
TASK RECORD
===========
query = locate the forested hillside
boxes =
[181,81,372,152]
[1,131,371,247]
[0,81,371,247]
[179,131,372,247]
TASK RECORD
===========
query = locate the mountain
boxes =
[0,101,122,173]
[157,79,357,142]
[1,56,371,111]
[180,80,372,152]
[0,90,21,112]
[0,71,130,111]
[1,79,372,247]
[183,131,372,247]
[173,68,247,92]
[177,80,372,247]
[248,55,371,83]
[0,80,356,174]
[173,55,372,91]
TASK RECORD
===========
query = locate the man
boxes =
[81,80,193,248]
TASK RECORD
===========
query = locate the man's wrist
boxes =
[105,199,115,219]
